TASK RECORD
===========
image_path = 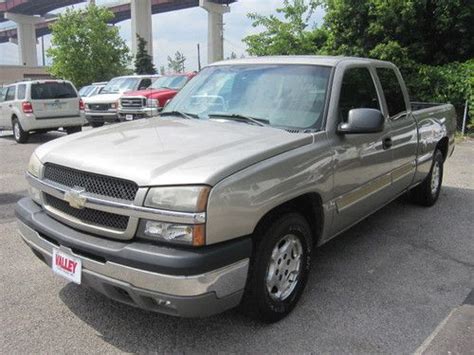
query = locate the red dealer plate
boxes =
[52,248,82,284]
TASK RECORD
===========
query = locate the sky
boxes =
[0,0,325,71]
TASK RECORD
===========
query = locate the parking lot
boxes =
[1,131,473,353]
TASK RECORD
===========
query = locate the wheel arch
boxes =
[436,136,449,161]
[252,192,324,247]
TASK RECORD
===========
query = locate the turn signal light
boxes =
[22,101,33,113]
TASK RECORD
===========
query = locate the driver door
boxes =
[330,66,393,236]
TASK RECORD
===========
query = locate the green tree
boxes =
[243,0,326,56]
[167,51,186,73]
[159,66,166,75]
[134,35,156,74]
[47,5,131,88]
[244,0,474,122]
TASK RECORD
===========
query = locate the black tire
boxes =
[409,149,444,206]
[240,212,313,323]
[65,126,82,134]
[90,122,104,128]
[12,118,29,143]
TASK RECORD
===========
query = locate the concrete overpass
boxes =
[0,0,236,66]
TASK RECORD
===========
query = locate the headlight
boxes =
[138,221,205,246]
[146,98,159,107]
[145,186,210,212]
[27,153,43,204]
[110,102,118,109]
[27,153,42,178]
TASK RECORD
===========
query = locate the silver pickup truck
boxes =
[16,56,456,322]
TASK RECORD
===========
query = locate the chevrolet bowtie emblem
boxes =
[64,186,87,209]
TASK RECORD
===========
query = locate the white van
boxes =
[0,80,86,143]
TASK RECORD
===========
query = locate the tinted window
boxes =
[139,78,152,89]
[5,86,15,101]
[338,67,380,122]
[31,82,77,100]
[376,68,406,117]
[17,84,26,100]
[0,87,7,102]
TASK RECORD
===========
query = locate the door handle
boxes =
[383,137,392,150]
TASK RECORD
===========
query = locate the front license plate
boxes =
[52,248,82,284]
[125,114,134,121]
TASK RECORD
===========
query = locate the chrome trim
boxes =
[27,173,206,225]
[18,220,248,298]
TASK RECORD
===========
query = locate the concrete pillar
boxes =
[131,0,153,57]
[200,0,230,64]
[5,12,43,66]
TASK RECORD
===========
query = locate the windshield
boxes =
[151,75,188,90]
[101,77,141,94]
[163,64,331,130]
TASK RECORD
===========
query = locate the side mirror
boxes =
[337,108,384,134]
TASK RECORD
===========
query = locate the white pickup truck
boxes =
[0,80,86,143]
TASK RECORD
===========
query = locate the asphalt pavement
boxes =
[0,130,473,353]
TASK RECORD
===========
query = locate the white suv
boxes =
[0,80,86,143]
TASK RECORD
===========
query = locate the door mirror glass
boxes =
[337,108,384,134]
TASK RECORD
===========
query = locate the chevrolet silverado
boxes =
[16,56,456,322]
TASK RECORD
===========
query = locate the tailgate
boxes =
[32,98,80,118]
[30,82,80,119]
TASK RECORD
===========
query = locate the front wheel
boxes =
[240,213,313,323]
[409,149,444,206]
[12,118,29,143]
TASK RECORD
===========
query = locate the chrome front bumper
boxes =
[17,217,249,317]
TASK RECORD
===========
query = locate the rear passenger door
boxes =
[375,66,417,193]
[0,86,16,128]
[330,66,393,236]
[0,87,7,128]
[30,82,79,119]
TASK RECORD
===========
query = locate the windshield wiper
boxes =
[160,111,197,120]
[207,113,269,127]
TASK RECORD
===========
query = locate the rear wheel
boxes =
[409,149,444,206]
[240,212,313,323]
[65,126,82,134]
[90,122,104,128]
[12,118,29,144]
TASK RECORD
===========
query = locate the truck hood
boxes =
[34,118,313,186]
[83,93,122,104]
[123,88,177,98]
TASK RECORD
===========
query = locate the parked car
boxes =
[118,73,196,121]
[83,75,160,127]
[17,56,456,322]
[78,82,107,98]
[0,80,86,143]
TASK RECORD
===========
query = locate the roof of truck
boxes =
[209,55,393,67]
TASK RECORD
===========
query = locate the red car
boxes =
[118,72,196,121]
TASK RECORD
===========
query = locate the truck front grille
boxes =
[45,194,129,231]
[88,103,110,111]
[121,97,145,108]
[44,163,138,201]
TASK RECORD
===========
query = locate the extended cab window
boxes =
[17,84,26,100]
[5,86,15,101]
[338,67,380,122]
[31,82,77,100]
[376,68,407,117]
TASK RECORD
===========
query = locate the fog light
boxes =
[141,221,205,246]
